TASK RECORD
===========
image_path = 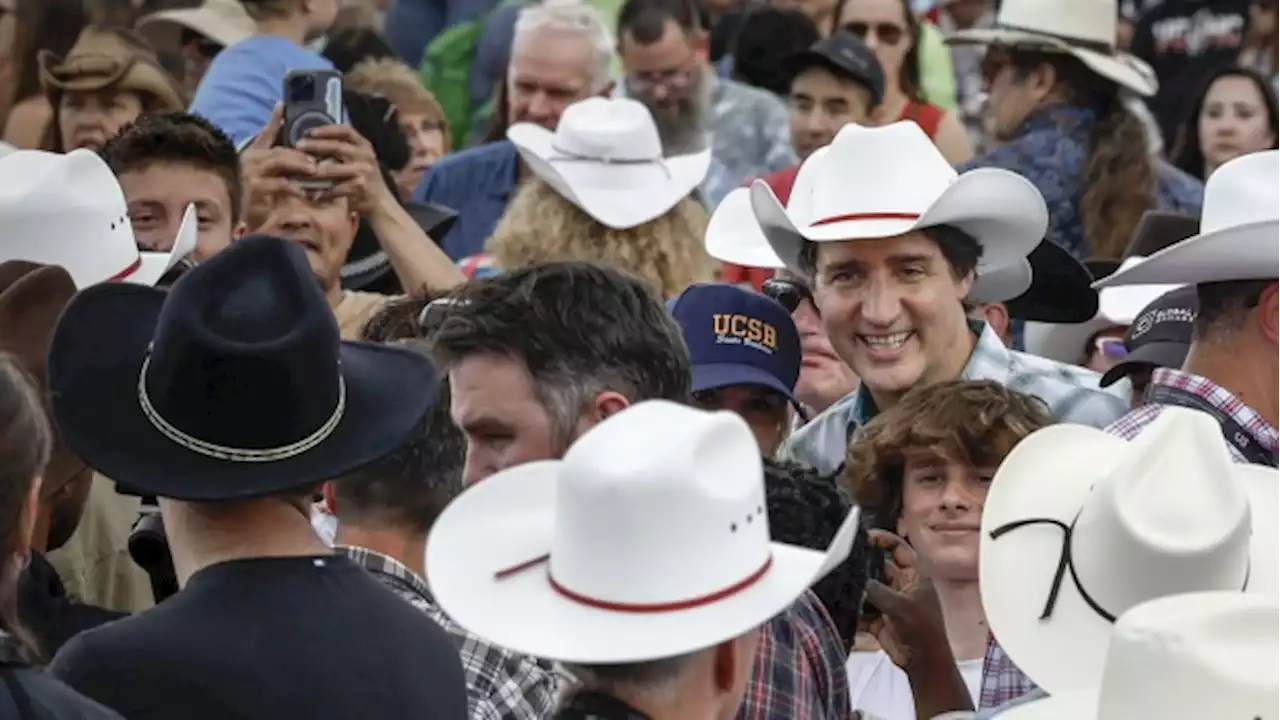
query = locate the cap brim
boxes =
[1099,340,1189,387]
[691,363,798,404]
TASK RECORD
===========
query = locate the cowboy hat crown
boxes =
[48,235,438,501]
[0,149,196,289]
[999,592,1279,719]
[751,121,1047,278]
[1096,149,1280,288]
[980,406,1278,695]
[425,399,858,664]
[507,97,711,230]
[994,0,1117,51]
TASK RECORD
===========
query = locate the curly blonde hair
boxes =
[842,380,1053,530]
[487,179,717,298]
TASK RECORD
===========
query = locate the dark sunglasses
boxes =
[761,278,813,314]
[180,29,223,59]
[841,21,907,46]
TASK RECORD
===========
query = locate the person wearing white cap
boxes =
[425,400,858,720]
[137,0,256,98]
[947,0,1202,268]
[742,120,1127,476]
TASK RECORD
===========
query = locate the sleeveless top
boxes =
[900,99,945,139]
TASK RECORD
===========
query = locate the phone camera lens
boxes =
[289,75,316,101]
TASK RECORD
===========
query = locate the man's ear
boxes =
[1257,281,1279,347]
[233,221,249,239]
[592,390,630,421]
[321,481,338,516]
[978,302,1011,346]
[597,80,617,99]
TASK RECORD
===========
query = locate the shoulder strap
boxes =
[902,100,943,138]
[0,667,37,720]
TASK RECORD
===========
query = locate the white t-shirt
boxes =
[847,651,983,720]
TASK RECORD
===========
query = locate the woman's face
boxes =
[394,111,446,199]
[58,88,144,152]
[837,0,912,91]
[1198,74,1276,176]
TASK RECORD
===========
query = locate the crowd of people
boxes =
[0,0,1274,718]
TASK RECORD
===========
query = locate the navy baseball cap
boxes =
[668,283,802,403]
[783,33,886,107]
[1100,285,1198,388]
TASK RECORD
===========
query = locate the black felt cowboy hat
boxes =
[1003,239,1098,323]
[47,235,439,501]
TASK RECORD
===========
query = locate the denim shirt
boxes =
[957,104,1204,262]
[413,140,520,261]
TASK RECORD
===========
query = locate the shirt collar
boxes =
[849,319,1010,426]
[1012,104,1097,140]
[1149,367,1280,450]
[337,545,433,601]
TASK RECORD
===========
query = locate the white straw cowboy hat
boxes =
[1000,592,1279,720]
[0,149,196,289]
[138,0,256,53]
[750,121,1047,283]
[1096,150,1280,289]
[507,97,711,230]
[1025,257,1181,363]
[980,407,1278,696]
[947,0,1158,96]
[425,400,858,664]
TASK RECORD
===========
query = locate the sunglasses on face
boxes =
[841,21,907,46]
[180,29,223,59]
[761,277,813,314]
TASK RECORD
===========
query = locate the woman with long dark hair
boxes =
[0,353,124,719]
[831,0,973,163]
[0,0,88,149]
[1171,65,1279,182]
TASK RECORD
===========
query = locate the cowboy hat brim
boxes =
[125,203,199,288]
[946,28,1157,96]
[752,166,1046,279]
[507,123,711,230]
[426,460,857,664]
[705,188,786,269]
[979,424,1278,696]
[137,6,256,51]
[1003,240,1099,323]
[968,258,1032,304]
[1093,220,1279,289]
[48,282,438,501]
[1023,280,1182,363]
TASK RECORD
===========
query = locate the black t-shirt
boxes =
[1131,0,1251,146]
[48,555,468,720]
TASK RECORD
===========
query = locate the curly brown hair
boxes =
[1007,49,1157,260]
[843,380,1053,529]
[487,179,717,299]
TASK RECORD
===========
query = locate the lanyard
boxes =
[1145,384,1278,467]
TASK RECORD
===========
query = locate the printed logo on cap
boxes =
[1131,306,1196,340]
[712,313,779,354]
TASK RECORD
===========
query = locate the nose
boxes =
[462,447,495,488]
[939,475,975,510]
[273,197,316,234]
[858,279,903,328]
[526,92,557,125]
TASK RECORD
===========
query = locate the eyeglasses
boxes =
[840,21,907,46]
[761,278,814,314]
[1093,336,1128,360]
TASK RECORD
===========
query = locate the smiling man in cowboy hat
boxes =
[948,0,1202,268]
[752,120,1127,476]
[425,400,858,720]
[44,235,468,719]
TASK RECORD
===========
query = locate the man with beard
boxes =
[616,0,797,207]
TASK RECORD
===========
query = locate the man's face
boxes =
[58,89,144,152]
[896,448,990,581]
[119,161,234,262]
[813,232,972,401]
[507,27,600,131]
[246,182,358,290]
[450,354,567,486]
[980,47,1048,144]
[620,19,707,126]
[693,385,790,457]
[789,66,874,160]
[180,29,222,97]
[791,296,859,412]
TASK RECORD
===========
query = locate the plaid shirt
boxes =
[780,320,1130,474]
[737,589,852,720]
[977,367,1279,710]
[340,546,560,720]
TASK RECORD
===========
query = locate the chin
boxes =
[854,362,924,399]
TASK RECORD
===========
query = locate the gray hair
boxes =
[512,0,615,92]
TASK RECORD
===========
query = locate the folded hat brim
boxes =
[979,424,1278,696]
[752,166,1046,280]
[426,460,857,664]
[124,203,198,288]
[508,123,710,230]
[1093,220,1279,289]
[945,27,1157,96]
[1099,340,1190,387]
[48,281,438,501]
[704,188,786,269]
[1003,240,1098,323]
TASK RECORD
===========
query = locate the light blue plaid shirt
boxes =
[779,320,1130,474]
